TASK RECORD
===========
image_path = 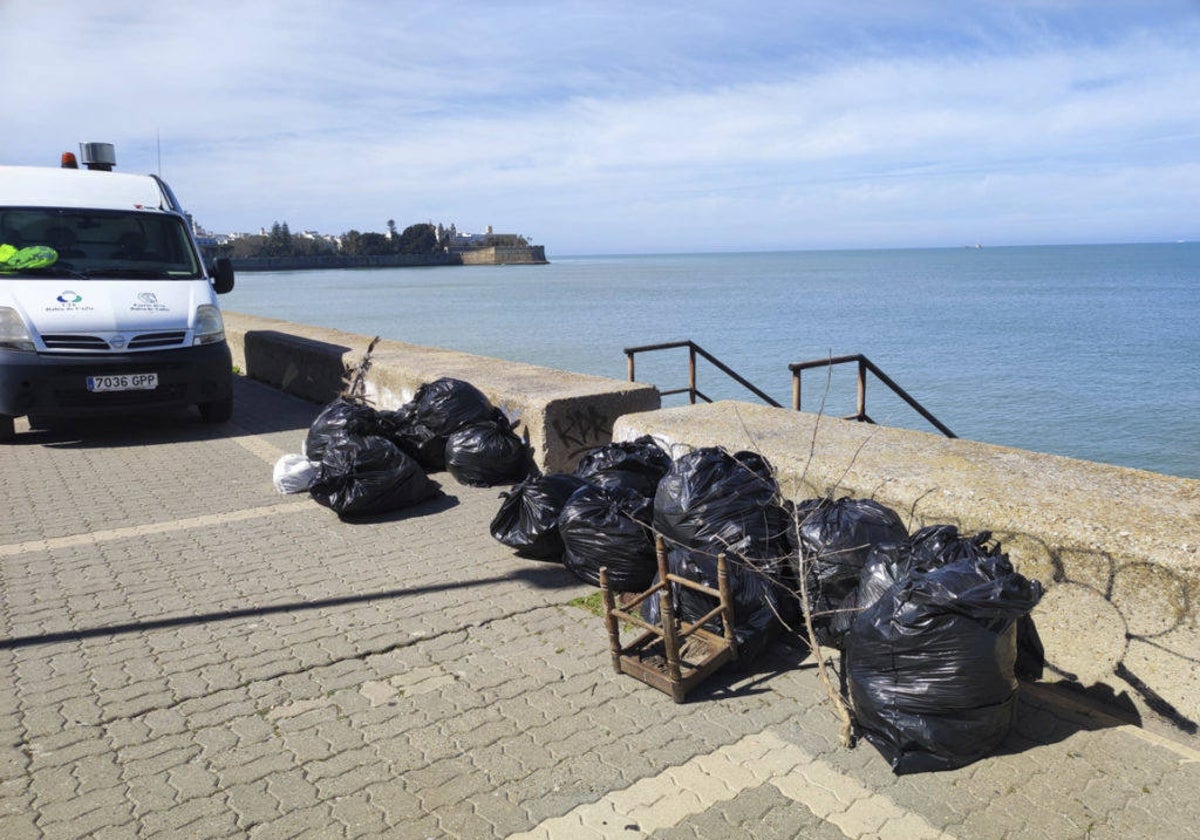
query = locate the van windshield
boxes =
[0,207,202,279]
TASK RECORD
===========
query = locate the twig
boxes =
[341,336,381,402]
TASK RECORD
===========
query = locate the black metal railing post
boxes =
[688,344,697,404]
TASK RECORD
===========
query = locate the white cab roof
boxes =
[0,165,171,212]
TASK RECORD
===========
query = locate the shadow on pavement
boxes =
[691,636,818,702]
[14,412,247,449]
[641,632,1136,763]
[0,563,579,651]
[10,376,323,450]
[329,489,459,522]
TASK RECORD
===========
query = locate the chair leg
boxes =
[716,553,738,660]
[599,567,623,675]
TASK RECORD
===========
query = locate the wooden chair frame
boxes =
[600,535,738,702]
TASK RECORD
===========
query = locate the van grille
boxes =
[41,334,109,350]
[41,332,189,351]
[129,332,187,349]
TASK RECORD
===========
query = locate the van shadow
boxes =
[14,376,326,450]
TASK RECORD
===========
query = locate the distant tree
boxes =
[398,223,438,254]
[266,221,295,256]
[484,233,529,247]
[340,230,366,256]
[229,234,269,259]
[387,219,397,239]
[360,232,391,254]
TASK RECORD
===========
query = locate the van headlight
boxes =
[193,305,226,346]
[0,307,35,351]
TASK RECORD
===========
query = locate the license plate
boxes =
[86,373,159,392]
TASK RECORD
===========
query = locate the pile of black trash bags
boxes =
[274,377,533,518]
[797,500,1045,774]
[490,441,1045,774]
[491,442,798,658]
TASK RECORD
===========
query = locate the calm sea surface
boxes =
[225,244,1200,479]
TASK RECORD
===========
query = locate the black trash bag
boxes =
[408,377,495,437]
[557,484,656,591]
[846,552,1044,774]
[305,398,385,462]
[310,434,441,519]
[382,379,497,471]
[908,525,1046,681]
[820,541,906,647]
[490,473,591,559]
[796,497,908,646]
[444,416,532,487]
[643,543,795,660]
[379,407,447,471]
[654,447,791,559]
[648,446,795,659]
[573,436,673,498]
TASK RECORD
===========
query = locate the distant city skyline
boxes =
[2,1,1197,255]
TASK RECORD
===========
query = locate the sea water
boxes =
[224,243,1200,479]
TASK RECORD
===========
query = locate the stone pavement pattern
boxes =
[2,377,1199,839]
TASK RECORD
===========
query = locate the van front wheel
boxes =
[0,414,14,442]
[199,397,233,424]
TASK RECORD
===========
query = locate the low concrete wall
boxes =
[223,312,660,473]
[613,401,1200,735]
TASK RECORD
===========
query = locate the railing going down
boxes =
[624,341,955,439]
[790,354,955,438]
[624,341,781,408]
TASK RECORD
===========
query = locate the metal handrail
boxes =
[624,340,782,408]
[789,354,956,438]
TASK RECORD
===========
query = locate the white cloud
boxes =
[2,1,1197,252]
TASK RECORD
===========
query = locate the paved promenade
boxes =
[2,377,1199,839]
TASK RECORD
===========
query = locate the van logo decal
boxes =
[46,290,93,313]
[109,336,127,350]
[131,291,169,313]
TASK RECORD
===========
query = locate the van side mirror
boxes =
[211,257,235,294]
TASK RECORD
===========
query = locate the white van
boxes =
[0,144,234,441]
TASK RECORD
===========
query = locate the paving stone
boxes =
[5,379,1200,839]
[327,790,389,838]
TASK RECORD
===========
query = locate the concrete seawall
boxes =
[220,314,1199,737]
[222,312,659,473]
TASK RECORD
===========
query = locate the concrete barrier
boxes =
[222,312,660,473]
[613,400,1200,736]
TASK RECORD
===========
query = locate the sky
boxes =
[2,1,1198,255]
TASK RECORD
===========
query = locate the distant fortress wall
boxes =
[457,245,548,265]
[228,246,547,271]
[230,253,460,271]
